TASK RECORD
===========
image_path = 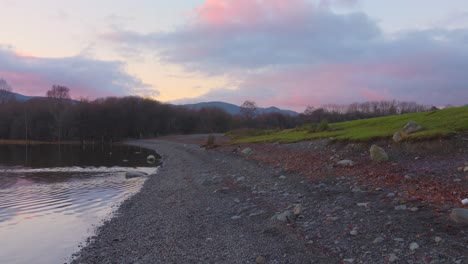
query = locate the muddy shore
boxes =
[71,136,467,263]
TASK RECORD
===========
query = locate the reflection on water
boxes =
[0,144,160,264]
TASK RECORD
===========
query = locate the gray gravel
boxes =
[71,139,334,263]
[71,138,468,264]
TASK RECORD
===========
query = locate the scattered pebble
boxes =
[231,215,241,220]
[279,175,287,179]
[409,242,419,251]
[350,229,358,236]
[434,237,442,243]
[388,253,399,262]
[343,258,355,263]
[373,237,384,244]
[394,205,407,211]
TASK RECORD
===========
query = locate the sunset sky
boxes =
[1,0,467,111]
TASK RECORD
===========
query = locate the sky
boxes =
[1,0,468,111]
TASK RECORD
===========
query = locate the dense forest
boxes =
[0,80,434,143]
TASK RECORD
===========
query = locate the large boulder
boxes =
[393,131,403,143]
[392,121,422,142]
[450,208,468,225]
[370,145,389,162]
[402,121,422,134]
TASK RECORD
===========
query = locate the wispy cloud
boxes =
[0,46,153,99]
[103,0,468,109]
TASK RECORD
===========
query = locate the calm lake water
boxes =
[0,144,160,264]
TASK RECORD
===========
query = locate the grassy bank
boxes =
[232,106,468,143]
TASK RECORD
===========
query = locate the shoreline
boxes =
[71,136,467,263]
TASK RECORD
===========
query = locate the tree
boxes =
[0,78,14,104]
[46,85,71,100]
[46,85,71,143]
[240,100,257,120]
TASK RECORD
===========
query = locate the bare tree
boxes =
[240,100,257,120]
[46,85,71,143]
[0,78,14,104]
[46,85,71,100]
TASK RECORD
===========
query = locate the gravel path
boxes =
[71,139,335,263]
[72,138,467,264]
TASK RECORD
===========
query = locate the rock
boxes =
[343,258,355,263]
[402,120,423,134]
[236,176,245,182]
[393,131,403,142]
[279,175,287,179]
[241,148,253,155]
[293,204,303,216]
[434,236,442,243]
[409,242,419,251]
[393,238,404,242]
[387,192,396,197]
[256,256,265,264]
[370,145,389,162]
[388,253,399,262]
[409,207,419,212]
[373,237,384,244]
[450,208,468,224]
[125,171,147,179]
[394,205,407,210]
[231,215,242,220]
[464,166,468,172]
[276,210,293,222]
[337,160,354,167]
[146,155,156,164]
[461,198,468,205]
[350,229,358,236]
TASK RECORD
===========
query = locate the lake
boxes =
[0,143,160,264]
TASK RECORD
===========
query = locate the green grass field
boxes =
[232,106,468,143]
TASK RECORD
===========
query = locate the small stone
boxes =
[234,198,240,203]
[350,229,358,236]
[394,205,407,210]
[236,176,245,182]
[434,236,442,243]
[409,242,419,251]
[343,258,355,263]
[387,192,396,197]
[241,148,253,155]
[409,207,419,212]
[393,238,404,242]
[464,166,468,172]
[337,160,354,167]
[276,210,292,222]
[327,216,339,222]
[256,255,265,264]
[279,175,287,179]
[373,237,384,244]
[319,183,327,189]
[231,215,241,220]
[404,175,412,180]
[450,208,468,224]
[293,204,303,216]
[388,253,399,262]
[453,178,461,182]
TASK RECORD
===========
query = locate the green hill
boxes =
[232,106,468,143]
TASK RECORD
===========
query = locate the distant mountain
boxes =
[180,101,298,116]
[12,92,36,101]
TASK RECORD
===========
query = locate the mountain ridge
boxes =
[180,101,298,116]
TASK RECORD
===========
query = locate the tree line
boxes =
[0,79,435,143]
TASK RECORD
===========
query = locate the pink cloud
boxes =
[0,47,151,99]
